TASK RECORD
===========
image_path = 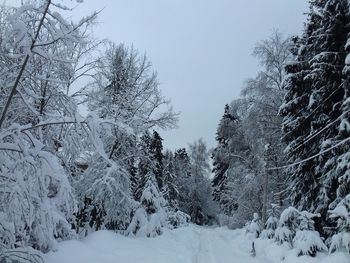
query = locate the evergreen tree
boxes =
[212,104,238,215]
[134,132,152,200]
[174,148,192,212]
[126,171,169,237]
[162,150,179,209]
[280,0,350,236]
[329,194,350,253]
[150,131,164,190]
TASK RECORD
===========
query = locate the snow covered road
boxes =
[45,226,348,263]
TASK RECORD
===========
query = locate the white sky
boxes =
[73,0,308,150]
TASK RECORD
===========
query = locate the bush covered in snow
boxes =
[126,176,168,237]
[272,207,327,256]
[261,216,279,239]
[167,210,190,228]
[245,213,263,238]
[329,194,350,253]
[261,205,279,239]
[274,207,299,246]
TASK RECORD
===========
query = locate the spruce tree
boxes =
[212,104,238,215]
[162,150,179,209]
[280,0,350,236]
[134,132,152,200]
[174,148,192,212]
[150,131,164,190]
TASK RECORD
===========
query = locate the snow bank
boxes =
[45,225,349,263]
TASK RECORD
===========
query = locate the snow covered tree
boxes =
[274,207,327,256]
[134,131,153,200]
[188,139,218,225]
[173,148,192,213]
[149,131,164,190]
[275,207,301,246]
[329,194,350,253]
[241,31,292,222]
[0,0,97,259]
[293,211,327,257]
[245,213,263,238]
[212,32,292,227]
[76,43,178,233]
[212,102,262,227]
[126,172,168,237]
[212,104,239,215]
[261,204,280,239]
[88,43,178,133]
[280,0,350,236]
[126,131,188,236]
[162,150,179,209]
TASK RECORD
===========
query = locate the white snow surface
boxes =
[45,225,348,263]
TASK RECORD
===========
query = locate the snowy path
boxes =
[194,227,251,263]
[45,225,348,263]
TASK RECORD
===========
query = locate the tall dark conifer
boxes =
[150,131,164,189]
[211,104,238,215]
[162,150,179,209]
[280,0,350,235]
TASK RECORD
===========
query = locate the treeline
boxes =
[212,0,350,255]
[0,1,216,262]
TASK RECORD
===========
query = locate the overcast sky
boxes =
[73,0,308,150]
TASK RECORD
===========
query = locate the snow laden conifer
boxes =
[126,172,169,238]
[162,150,179,209]
[280,0,350,236]
[310,0,350,234]
[275,207,301,246]
[149,131,164,190]
[212,104,239,216]
[127,133,168,237]
[293,211,327,257]
[274,207,327,256]
[279,3,323,223]
[332,5,350,235]
[261,204,280,239]
[329,194,350,253]
[173,148,192,213]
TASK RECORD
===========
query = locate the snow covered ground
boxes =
[45,225,348,263]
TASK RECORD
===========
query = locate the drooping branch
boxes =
[0,0,52,129]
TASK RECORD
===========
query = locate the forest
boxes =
[0,0,349,262]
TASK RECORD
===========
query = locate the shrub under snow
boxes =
[274,207,327,256]
[329,194,350,253]
[245,213,263,238]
